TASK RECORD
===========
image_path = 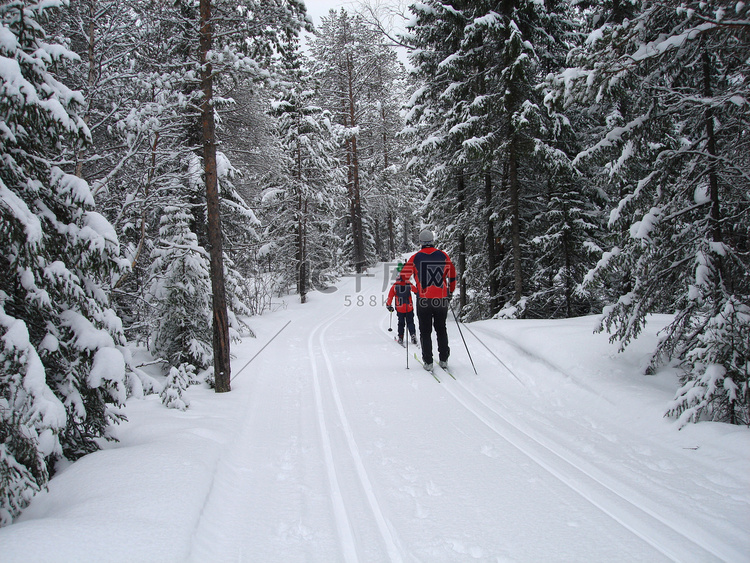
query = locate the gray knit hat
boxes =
[419,229,434,245]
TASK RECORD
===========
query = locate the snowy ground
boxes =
[1,264,748,562]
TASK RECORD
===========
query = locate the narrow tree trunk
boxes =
[387,212,395,259]
[295,138,307,304]
[457,170,467,310]
[297,208,307,304]
[402,214,410,250]
[485,171,501,315]
[563,208,572,318]
[374,218,382,261]
[346,53,365,273]
[508,142,523,304]
[200,0,231,392]
[703,50,722,246]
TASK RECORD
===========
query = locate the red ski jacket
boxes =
[399,246,456,301]
[387,280,416,313]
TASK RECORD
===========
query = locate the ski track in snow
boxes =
[310,304,405,562]
[444,324,746,562]
[3,263,746,563]
[309,307,360,561]
[442,379,731,562]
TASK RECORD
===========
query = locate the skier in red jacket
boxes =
[386,270,418,346]
[399,229,456,371]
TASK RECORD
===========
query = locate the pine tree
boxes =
[1,0,129,523]
[266,46,345,303]
[565,0,750,425]
[311,9,401,272]
[405,0,578,317]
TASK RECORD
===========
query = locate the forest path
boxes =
[183,264,745,562]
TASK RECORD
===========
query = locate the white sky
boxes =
[303,0,361,28]
[301,0,412,67]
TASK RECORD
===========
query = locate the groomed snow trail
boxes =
[187,266,747,562]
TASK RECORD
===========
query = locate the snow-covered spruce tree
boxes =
[402,1,481,314]
[0,306,65,526]
[564,0,750,425]
[264,45,345,303]
[148,201,213,373]
[311,9,399,273]
[526,179,607,318]
[148,153,253,378]
[0,0,130,523]
[405,0,579,317]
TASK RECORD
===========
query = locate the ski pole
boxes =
[406,327,409,369]
[449,302,477,374]
[388,310,393,332]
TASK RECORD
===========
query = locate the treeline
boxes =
[401,0,749,429]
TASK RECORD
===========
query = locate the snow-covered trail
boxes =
[183,265,746,562]
[0,263,746,562]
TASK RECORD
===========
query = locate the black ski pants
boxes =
[397,311,416,340]
[416,297,450,365]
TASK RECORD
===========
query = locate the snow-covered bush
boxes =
[667,297,750,427]
[160,364,197,411]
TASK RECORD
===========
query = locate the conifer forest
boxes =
[0,0,748,527]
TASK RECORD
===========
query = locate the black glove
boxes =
[387,305,394,312]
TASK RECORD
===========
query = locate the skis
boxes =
[411,352,456,381]
[437,362,456,380]
[390,332,450,383]
[413,353,441,383]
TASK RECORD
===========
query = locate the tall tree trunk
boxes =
[346,53,365,273]
[295,138,307,303]
[703,50,722,246]
[374,218,382,261]
[563,206,572,318]
[508,141,523,304]
[200,0,231,392]
[297,204,307,303]
[485,171,501,315]
[457,170,467,310]
[382,98,394,260]
[402,213,410,251]
[387,212,395,259]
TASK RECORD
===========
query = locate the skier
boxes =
[386,264,418,346]
[399,229,456,371]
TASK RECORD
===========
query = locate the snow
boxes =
[83,211,119,250]
[0,180,43,245]
[628,23,716,63]
[51,167,94,207]
[0,309,66,452]
[58,309,116,351]
[0,266,747,562]
[88,347,127,404]
[629,206,661,240]
[0,26,18,53]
